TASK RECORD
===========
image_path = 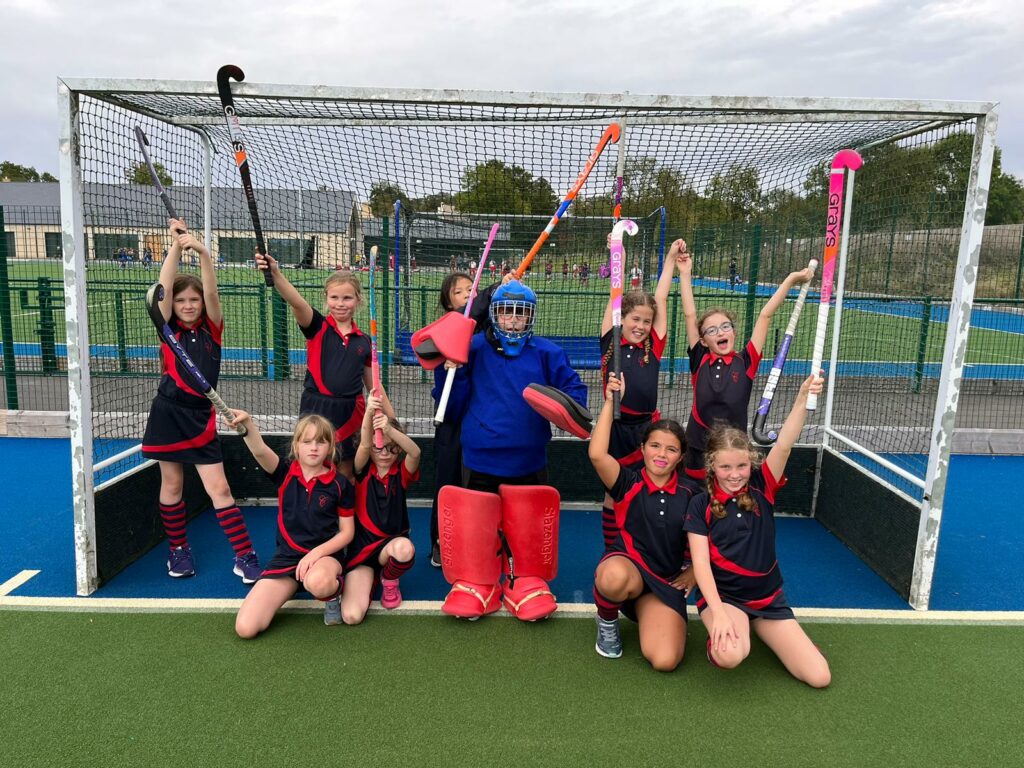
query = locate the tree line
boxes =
[368,131,1024,240]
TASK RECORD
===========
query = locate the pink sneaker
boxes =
[380,578,402,610]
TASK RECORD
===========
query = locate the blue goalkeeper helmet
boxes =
[489,280,537,357]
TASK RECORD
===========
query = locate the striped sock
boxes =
[214,505,253,556]
[601,506,617,550]
[593,586,621,622]
[159,501,188,549]
[382,556,413,581]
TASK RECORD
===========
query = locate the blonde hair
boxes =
[324,270,363,300]
[697,306,737,337]
[289,414,336,461]
[704,425,762,519]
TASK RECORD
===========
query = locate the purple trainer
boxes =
[233,550,262,584]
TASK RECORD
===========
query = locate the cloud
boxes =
[0,0,1020,177]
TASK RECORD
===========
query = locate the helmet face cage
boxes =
[490,299,535,340]
[490,300,535,355]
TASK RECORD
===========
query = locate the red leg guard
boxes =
[438,485,503,619]
[499,484,560,621]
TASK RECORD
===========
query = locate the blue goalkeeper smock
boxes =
[447,332,588,476]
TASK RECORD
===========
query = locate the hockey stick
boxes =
[808,149,862,412]
[367,246,384,448]
[609,219,638,420]
[513,123,621,279]
[751,258,819,446]
[216,65,273,287]
[433,222,500,425]
[134,127,185,234]
[145,282,246,436]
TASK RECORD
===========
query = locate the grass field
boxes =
[4,261,1021,369]
[1,610,1022,767]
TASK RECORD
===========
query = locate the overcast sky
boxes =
[2,0,1022,182]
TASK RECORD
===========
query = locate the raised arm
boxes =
[254,251,314,327]
[764,370,824,481]
[354,392,379,475]
[750,266,814,354]
[600,293,614,336]
[223,409,279,475]
[381,417,422,475]
[652,250,677,339]
[588,373,625,489]
[362,367,397,420]
[191,234,222,325]
[157,219,184,322]
[672,240,700,349]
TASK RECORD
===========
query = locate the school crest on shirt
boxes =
[316,493,330,509]
[732,370,740,384]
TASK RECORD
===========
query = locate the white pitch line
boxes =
[0,593,1022,625]
[0,570,40,596]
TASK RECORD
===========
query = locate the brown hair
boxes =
[171,274,206,321]
[363,417,409,460]
[704,425,762,519]
[697,306,737,338]
[440,272,473,312]
[601,290,658,372]
[289,414,337,461]
[641,418,687,453]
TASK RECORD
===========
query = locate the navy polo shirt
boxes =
[300,309,372,398]
[606,465,701,580]
[353,461,420,540]
[600,328,665,418]
[686,340,761,449]
[268,459,354,553]
[684,464,786,606]
[157,316,222,406]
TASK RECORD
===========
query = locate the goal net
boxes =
[57,79,995,606]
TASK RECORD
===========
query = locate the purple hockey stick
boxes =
[751,259,818,446]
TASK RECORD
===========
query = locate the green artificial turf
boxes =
[1,611,1022,767]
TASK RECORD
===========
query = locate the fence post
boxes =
[667,290,680,387]
[1014,225,1024,300]
[913,295,933,394]
[0,206,18,409]
[657,206,667,290]
[885,198,898,293]
[744,224,762,338]
[112,288,127,374]
[258,283,269,378]
[419,286,427,383]
[921,191,935,293]
[271,291,290,381]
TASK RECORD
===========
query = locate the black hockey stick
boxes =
[134,127,185,234]
[216,65,273,287]
[146,282,246,435]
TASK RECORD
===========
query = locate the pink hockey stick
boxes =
[368,245,384,447]
[808,149,863,411]
[433,223,500,425]
[609,219,638,419]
